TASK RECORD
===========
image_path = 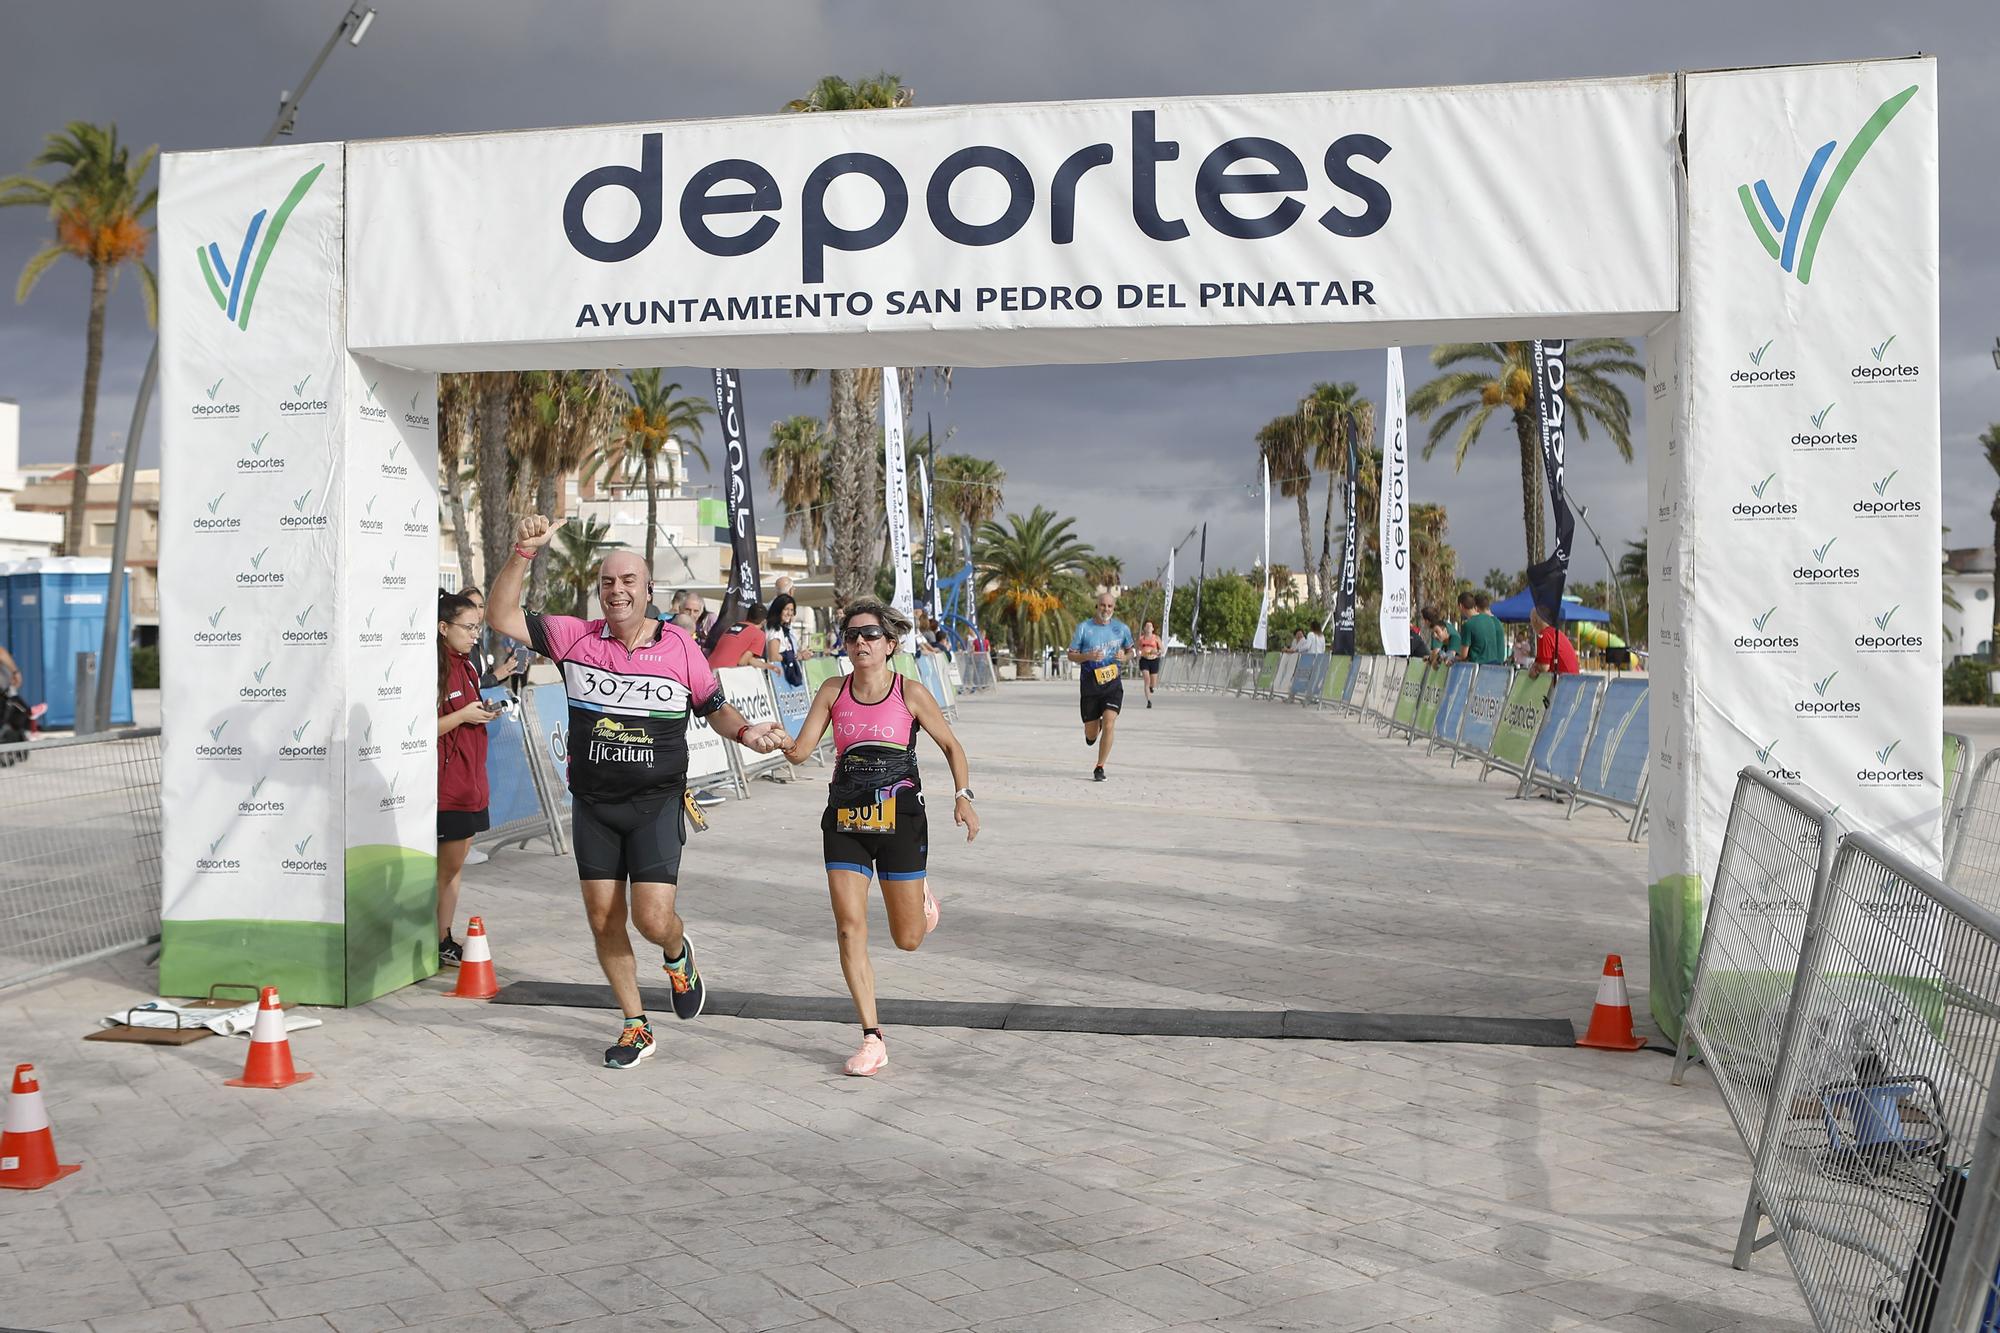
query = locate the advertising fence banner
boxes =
[476,688,552,847]
[1525,673,1603,794]
[1487,672,1554,776]
[1456,664,1516,758]
[1390,660,1426,729]
[1428,662,1476,750]
[1575,678,1650,812]
[717,666,786,781]
[772,669,813,739]
[1412,662,1448,737]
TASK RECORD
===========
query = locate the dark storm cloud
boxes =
[2,1,1994,583]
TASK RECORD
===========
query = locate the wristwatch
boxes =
[954,788,975,802]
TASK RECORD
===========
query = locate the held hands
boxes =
[954,796,980,842]
[515,514,557,551]
[738,722,785,753]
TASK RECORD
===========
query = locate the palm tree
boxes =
[583,370,712,576]
[1082,556,1123,593]
[1407,340,1643,566]
[1984,424,2000,661]
[934,453,1005,579]
[763,414,831,572]
[976,506,1094,671]
[1,123,158,556]
[1255,414,1316,606]
[1410,503,1459,621]
[437,372,481,588]
[512,370,622,607]
[786,75,915,603]
[547,518,623,617]
[1298,382,1374,612]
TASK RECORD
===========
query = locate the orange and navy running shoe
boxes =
[605,1018,655,1070]
[663,935,706,1021]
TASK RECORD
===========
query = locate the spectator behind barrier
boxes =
[436,592,500,966]
[1528,603,1580,678]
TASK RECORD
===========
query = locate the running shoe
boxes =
[1146,698,1153,709]
[437,935,463,966]
[605,1019,656,1070]
[923,885,940,935]
[1093,766,1106,782]
[663,936,706,1020]
[844,1033,888,1077]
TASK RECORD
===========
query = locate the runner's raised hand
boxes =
[515,514,557,550]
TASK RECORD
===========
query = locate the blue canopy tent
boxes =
[1487,591,1611,624]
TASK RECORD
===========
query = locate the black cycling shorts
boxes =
[1138,657,1161,676]
[1080,679,1124,723]
[821,788,928,882]
[573,790,686,884]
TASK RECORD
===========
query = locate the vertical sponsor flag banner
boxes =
[1333,412,1359,654]
[918,456,939,625]
[1380,347,1411,652]
[713,368,760,616]
[1252,458,1272,650]
[1523,339,1575,621]
[882,368,915,646]
[1192,523,1206,648]
[1162,547,1175,649]
[1653,59,1940,1039]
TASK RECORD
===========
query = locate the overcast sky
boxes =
[3,1,1995,585]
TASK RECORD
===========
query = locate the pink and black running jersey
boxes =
[830,675,918,756]
[527,614,725,802]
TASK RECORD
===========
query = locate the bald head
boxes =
[597,551,651,627]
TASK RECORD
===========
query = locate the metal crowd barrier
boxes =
[0,727,163,991]
[957,649,998,694]
[1945,748,2000,917]
[1566,676,1652,841]
[1423,662,1477,757]
[1519,673,1604,799]
[1382,659,1430,738]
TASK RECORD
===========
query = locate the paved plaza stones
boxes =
[0,682,1808,1331]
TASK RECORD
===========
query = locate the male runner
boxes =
[489,515,782,1069]
[1068,593,1134,781]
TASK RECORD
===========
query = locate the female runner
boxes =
[777,598,979,1075]
[1135,620,1163,707]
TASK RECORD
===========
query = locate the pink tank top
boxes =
[831,675,917,755]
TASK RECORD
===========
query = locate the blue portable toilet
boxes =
[9,558,133,729]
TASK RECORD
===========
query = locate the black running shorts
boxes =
[1080,679,1124,723]
[821,788,928,882]
[573,790,686,884]
[1138,656,1161,676]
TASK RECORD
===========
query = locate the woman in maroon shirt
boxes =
[436,593,500,965]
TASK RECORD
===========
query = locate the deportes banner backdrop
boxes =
[1648,58,1940,1038]
[159,145,437,1006]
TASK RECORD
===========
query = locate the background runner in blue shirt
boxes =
[1068,594,1134,782]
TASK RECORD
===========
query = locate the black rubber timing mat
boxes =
[490,980,1576,1047]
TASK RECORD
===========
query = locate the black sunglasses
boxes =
[842,626,889,643]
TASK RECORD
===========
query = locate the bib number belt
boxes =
[835,797,898,834]
[1092,663,1120,686]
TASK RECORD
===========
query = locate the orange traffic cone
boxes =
[447,916,498,1000]
[1577,954,1648,1051]
[226,987,314,1088]
[0,1064,81,1190]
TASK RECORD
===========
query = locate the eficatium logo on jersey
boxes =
[282,602,329,647]
[1735,606,1799,654]
[281,832,328,877]
[194,604,241,648]
[193,490,242,535]
[1852,333,1920,384]
[1794,667,1861,718]
[195,717,243,762]
[560,112,1394,315]
[588,716,657,766]
[279,486,328,531]
[279,716,327,763]
[279,371,328,417]
[240,658,286,703]
[1739,84,1919,285]
[1755,737,1803,786]
[235,431,282,474]
[198,161,325,329]
[1854,468,1922,519]
[1855,602,1924,654]
[1793,534,1860,587]
[1733,472,1798,522]
[1730,338,1795,388]
[1793,403,1857,453]
[1857,737,1924,787]
[357,722,382,764]
[236,544,284,588]
[237,773,284,818]
[403,496,431,537]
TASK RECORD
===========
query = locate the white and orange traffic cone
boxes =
[1577,954,1647,1051]
[447,916,498,1000]
[0,1064,81,1190]
[226,987,315,1089]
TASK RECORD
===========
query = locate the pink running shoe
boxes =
[923,885,940,934]
[844,1033,888,1077]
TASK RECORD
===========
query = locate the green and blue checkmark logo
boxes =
[1753,607,1777,631]
[1813,670,1839,697]
[1740,85,1918,284]
[198,163,325,331]
[1811,404,1835,429]
[1813,536,1838,563]
[1752,473,1776,499]
[1875,605,1900,631]
[1871,335,1897,362]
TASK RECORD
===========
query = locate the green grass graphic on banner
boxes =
[346,844,439,1005]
